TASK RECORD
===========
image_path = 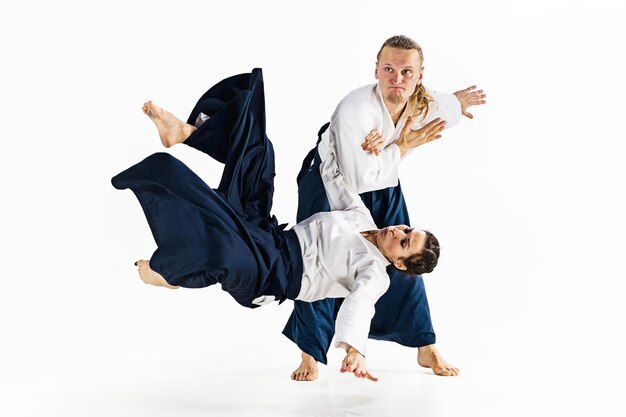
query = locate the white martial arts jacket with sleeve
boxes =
[291,83,461,355]
[317,83,462,194]
[291,153,390,356]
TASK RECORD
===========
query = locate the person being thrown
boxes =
[112,69,443,380]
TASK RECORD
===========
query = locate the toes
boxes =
[433,366,452,376]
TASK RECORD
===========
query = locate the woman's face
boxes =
[376,225,427,269]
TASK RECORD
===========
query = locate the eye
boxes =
[401,228,413,249]
[402,69,413,76]
[384,67,393,73]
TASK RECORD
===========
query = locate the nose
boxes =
[392,72,403,85]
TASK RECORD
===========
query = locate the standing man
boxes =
[284,35,486,381]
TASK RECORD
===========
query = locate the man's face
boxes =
[376,225,427,270]
[375,47,424,106]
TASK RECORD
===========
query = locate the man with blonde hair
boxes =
[284,35,486,381]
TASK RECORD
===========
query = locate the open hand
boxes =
[340,347,378,381]
[396,116,446,155]
[453,85,487,119]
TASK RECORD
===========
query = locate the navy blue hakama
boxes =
[283,124,436,364]
[112,69,302,308]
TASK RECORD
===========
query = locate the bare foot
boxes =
[417,344,460,376]
[142,101,196,148]
[290,352,318,381]
[135,260,180,289]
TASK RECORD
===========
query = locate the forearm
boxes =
[336,143,401,193]
[429,89,462,128]
[395,139,409,157]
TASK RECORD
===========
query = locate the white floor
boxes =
[1,274,623,417]
[2,1,626,416]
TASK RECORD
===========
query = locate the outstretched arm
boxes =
[333,260,389,378]
[360,88,470,156]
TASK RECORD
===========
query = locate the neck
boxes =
[384,99,409,125]
[360,230,380,249]
[360,230,396,265]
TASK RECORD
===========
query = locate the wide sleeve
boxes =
[319,151,377,230]
[424,89,462,128]
[399,90,463,159]
[330,105,402,194]
[333,258,390,355]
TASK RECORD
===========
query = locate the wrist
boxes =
[395,141,407,156]
[348,346,363,357]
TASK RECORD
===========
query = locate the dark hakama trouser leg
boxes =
[282,125,436,364]
[112,69,301,308]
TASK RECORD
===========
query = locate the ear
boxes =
[394,259,407,271]
[418,66,424,83]
[375,63,379,80]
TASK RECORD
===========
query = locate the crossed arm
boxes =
[362,85,487,155]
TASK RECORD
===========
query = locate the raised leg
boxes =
[143,101,196,148]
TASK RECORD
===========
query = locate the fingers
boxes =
[401,115,415,136]
[362,137,384,152]
[400,117,446,149]
[365,371,379,382]
[362,130,384,153]
[409,117,443,137]
[463,111,474,119]
[341,364,356,373]
[349,368,378,382]
[364,129,380,140]
[340,355,377,382]
[421,118,446,137]
[467,89,487,106]
[341,355,358,373]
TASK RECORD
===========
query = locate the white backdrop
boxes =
[1,0,625,416]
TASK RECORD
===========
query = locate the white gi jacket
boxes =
[296,83,461,354]
[318,83,462,194]
[292,152,390,356]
